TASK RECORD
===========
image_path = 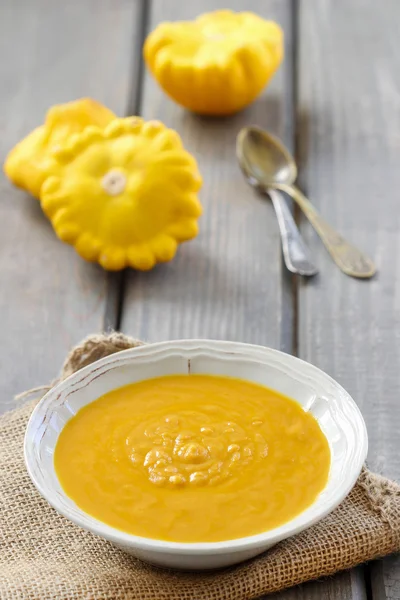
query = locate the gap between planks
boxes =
[103,0,151,332]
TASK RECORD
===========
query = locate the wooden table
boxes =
[1,1,399,598]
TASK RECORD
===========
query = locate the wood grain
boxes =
[268,569,367,600]
[121,0,294,353]
[372,558,400,600]
[0,0,142,410]
[297,1,400,598]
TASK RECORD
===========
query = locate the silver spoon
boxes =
[237,133,318,277]
[237,126,376,279]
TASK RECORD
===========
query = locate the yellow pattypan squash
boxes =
[40,117,202,271]
[4,98,115,198]
[144,10,283,116]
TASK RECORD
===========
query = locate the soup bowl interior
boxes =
[25,339,367,570]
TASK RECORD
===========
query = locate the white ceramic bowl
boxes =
[25,340,367,570]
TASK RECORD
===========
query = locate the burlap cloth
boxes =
[1,333,399,600]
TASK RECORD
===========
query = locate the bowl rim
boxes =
[24,339,368,555]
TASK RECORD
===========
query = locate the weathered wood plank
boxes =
[121,0,294,353]
[268,568,367,600]
[297,1,400,598]
[372,558,400,600]
[0,0,142,410]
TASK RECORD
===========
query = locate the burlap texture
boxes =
[0,333,399,600]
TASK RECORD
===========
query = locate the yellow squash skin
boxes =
[40,117,202,271]
[3,98,116,198]
[144,10,284,116]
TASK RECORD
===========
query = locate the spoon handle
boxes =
[274,183,376,279]
[267,189,318,277]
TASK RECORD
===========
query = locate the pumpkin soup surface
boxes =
[54,375,330,542]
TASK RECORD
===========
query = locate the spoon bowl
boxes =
[237,127,297,187]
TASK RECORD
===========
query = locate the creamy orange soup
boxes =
[54,375,330,542]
